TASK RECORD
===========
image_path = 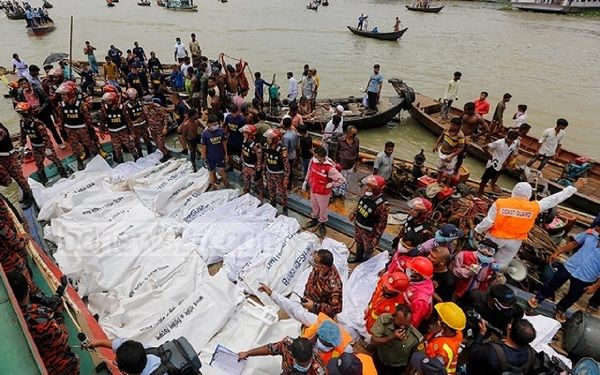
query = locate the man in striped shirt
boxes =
[433,118,465,185]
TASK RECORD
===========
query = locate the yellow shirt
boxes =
[104,62,118,81]
[314,75,321,91]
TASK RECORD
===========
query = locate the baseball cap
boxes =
[326,353,363,375]
[410,352,447,375]
[438,224,464,239]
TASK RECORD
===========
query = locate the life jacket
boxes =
[241,139,258,168]
[105,105,127,132]
[60,100,86,129]
[127,99,145,126]
[406,279,434,327]
[489,197,540,240]
[0,123,15,156]
[364,278,407,333]
[308,159,334,195]
[356,353,378,375]
[426,331,463,374]
[22,119,45,147]
[302,313,353,365]
[265,145,284,174]
[355,194,387,231]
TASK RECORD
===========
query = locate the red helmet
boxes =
[240,124,257,135]
[407,256,434,279]
[382,271,410,293]
[14,102,31,113]
[264,128,282,142]
[56,81,77,95]
[125,88,138,100]
[364,174,386,194]
[48,68,63,78]
[103,84,118,93]
[407,197,433,214]
[102,92,118,105]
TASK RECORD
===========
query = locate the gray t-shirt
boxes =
[374,151,393,180]
[282,130,299,161]
[302,77,316,99]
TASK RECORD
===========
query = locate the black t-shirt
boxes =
[467,341,534,375]
[432,270,455,302]
[299,134,313,160]
[81,70,94,84]
[468,290,522,335]
[148,57,162,71]
[133,46,145,61]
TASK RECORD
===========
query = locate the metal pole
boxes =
[69,16,73,81]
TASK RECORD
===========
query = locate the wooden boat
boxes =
[266,79,414,131]
[157,0,165,6]
[107,2,115,6]
[42,0,53,8]
[347,26,408,41]
[393,87,600,215]
[165,0,198,10]
[5,10,26,19]
[405,5,444,12]
[322,0,329,5]
[26,18,55,34]
[137,0,151,5]
[306,3,318,10]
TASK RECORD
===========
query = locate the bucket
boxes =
[573,358,600,375]
[565,311,600,362]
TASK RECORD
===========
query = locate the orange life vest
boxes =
[364,278,407,334]
[356,353,378,375]
[426,331,463,374]
[302,313,354,364]
[489,197,540,240]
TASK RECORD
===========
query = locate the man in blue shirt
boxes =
[201,114,229,189]
[365,64,383,112]
[86,337,162,375]
[529,213,600,322]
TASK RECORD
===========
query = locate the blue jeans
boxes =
[535,263,592,313]
[87,55,98,74]
[302,158,311,177]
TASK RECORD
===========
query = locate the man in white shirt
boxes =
[527,118,568,171]
[173,37,188,63]
[287,71,298,102]
[441,71,461,119]
[512,104,528,128]
[12,53,28,77]
[322,114,343,155]
[478,131,519,195]
[373,142,395,180]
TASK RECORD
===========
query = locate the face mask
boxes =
[209,124,219,131]
[316,338,334,352]
[397,242,410,254]
[477,253,494,264]
[364,191,373,197]
[293,360,312,373]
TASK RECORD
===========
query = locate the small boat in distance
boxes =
[347,26,408,41]
[43,0,53,8]
[26,17,55,34]
[4,9,26,19]
[406,1,444,13]
[137,0,151,5]
[322,0,329,5]
[165,0,198,11]
[511,0,600,13]
[307,2,319,10]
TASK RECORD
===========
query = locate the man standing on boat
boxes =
[174,37,188,64]
[83,41,98,75]
[526,118,568,171]
[348,174,389,263]
[0,123,34,208]
[456,101,489,173]
[15,102,67,185]
[287,72,298,102]
[11,53,28,78]
[264,128,290,215]
[100,91,139,163]
[477,131,519,196]
[189,33,202,67]
[491,93,511,133]
[473,91,490,117]
[433,117,464,186]
[365,64,383,113]
[144,98,171,162]
[441,71,461,120]
[475,177,586,267]
[334,125,360,198]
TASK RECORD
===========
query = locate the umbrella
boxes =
[43,53,69,66]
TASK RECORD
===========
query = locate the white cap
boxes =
[336,105,344,113]
[511,182,533,199]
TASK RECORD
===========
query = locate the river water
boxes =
[2,0,599,178]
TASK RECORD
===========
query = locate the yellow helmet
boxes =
[434,302,466,331]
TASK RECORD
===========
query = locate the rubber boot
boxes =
[317,223,327,237]
[146,142,154,155]
[348,243,365,263]
[305,218,319,228]
[270,199,277,209]
[113,154,124,164]
[98,146,108,159]
[136,146,144,158]
[159,153,172,163]
[21,191,34,209]
[282,206,289,216]
[77,158,85,171]
[57,164,68,178]
[37,170,48,186]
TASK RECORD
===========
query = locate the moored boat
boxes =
[511,0,600,13]
[405,5,444,12]
[347,26,408,41]
[26,18,56,34]
[5,10,26,19]
[137,0,151,5]
[393,87,600,215]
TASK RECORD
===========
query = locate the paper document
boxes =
[210,344,247,374]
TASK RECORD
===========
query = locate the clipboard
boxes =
[209,344,247,375]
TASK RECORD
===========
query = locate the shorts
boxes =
[207,158,225,171]
[437,150,457,174]
[481,166,501,182]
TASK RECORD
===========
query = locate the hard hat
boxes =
[317,320,341,347]
[55,81,76,95]
[48,68,63,78]
[125,88,138,100]
[103,84,118,93]
[407,256,434,279]
[364,174,386,193]
[434,302,466,331]
[14,102,31,112]
[264,128,282,142]
[574,156,590,165]
[240,124,257,135]
[407,197,433,213]
[382,271,410,293]
[102,92,118,104]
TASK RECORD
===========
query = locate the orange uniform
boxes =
[302,313,353,364]
[364,277,407,333]
[489,197,540,240]
[425,331,463,374]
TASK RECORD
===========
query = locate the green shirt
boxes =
[371,313,424,367]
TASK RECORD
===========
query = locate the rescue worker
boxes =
[326,352,372,375]
[7,271,80,375]
[100,91,139,163]
[257,283,354,366]
[15,102,67,185]
[263,128,290,215]
[56,82,98,171]
[0,122,34,208]
[348,174,389,263]
[124,88,153,157]
[240,124,263,200]
[143,98,171,162]
[364,271,410,333]
[475,178,585,267]
[391,196,433,250]
[405,256,435,328]
[303,249,343,318]
[414,302,465,375]
[238,336,325,374]
[303,147,346,237]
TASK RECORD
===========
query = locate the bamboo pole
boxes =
[69,16,73,81]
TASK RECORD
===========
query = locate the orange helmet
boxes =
[407,256,434,279]
[364,174,386,194]
[407,197,433,215]
[14,102,31,113]
[125,88,138,100]
[102,92,118,105]
[55,82,77,95]
[240,124,257,135]
[48,68,63,78]
[103,84,118,93]
[264,128,282,142]
[382,271,410,293]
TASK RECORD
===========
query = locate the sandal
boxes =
[527,297,539,309]
[555,311,567,323]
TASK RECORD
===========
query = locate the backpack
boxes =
[490,342,534,375]
[146,337,202,375]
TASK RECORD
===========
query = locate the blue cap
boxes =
[438,224,464,239]
[326,353,362,375]
[317,320,341,347]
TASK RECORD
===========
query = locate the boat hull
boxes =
[347,26,408,41]
[405,5,444,12]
